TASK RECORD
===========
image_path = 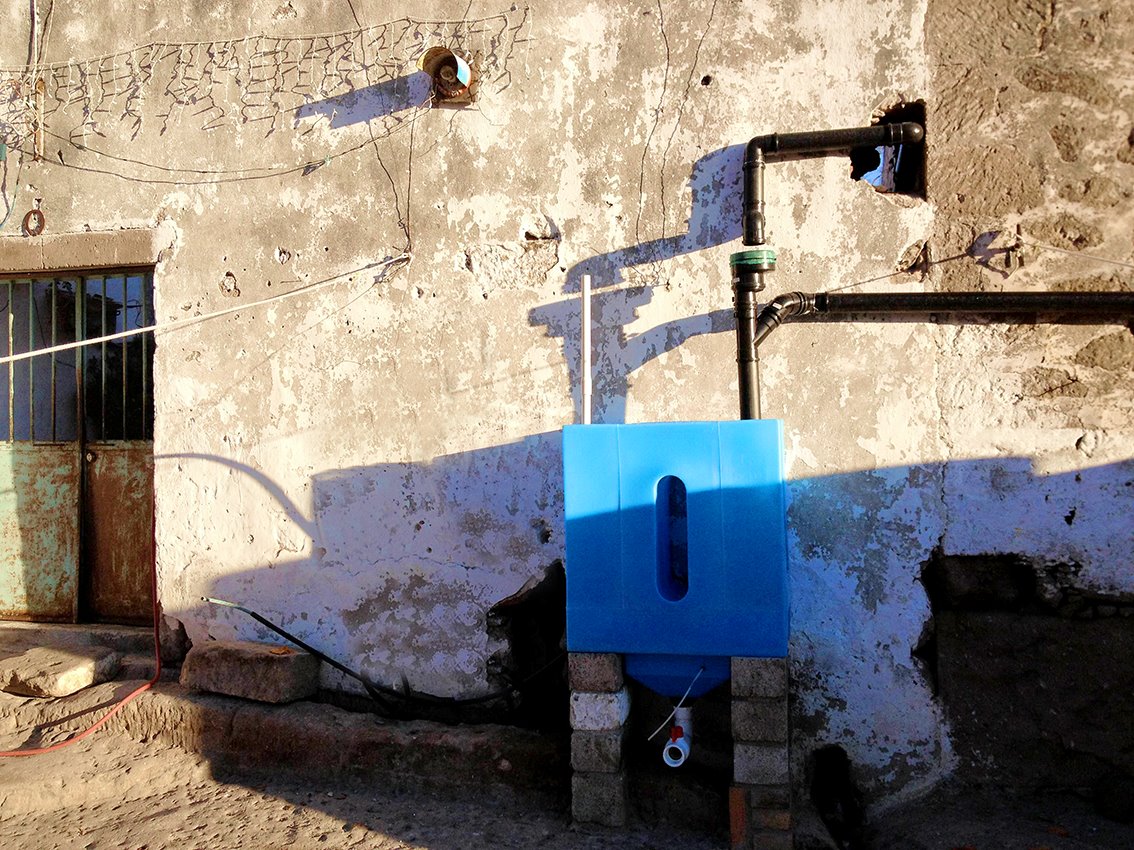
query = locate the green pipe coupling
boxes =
[730,248,776,292]
[730,248,777,272]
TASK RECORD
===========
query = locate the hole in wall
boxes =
[850,100,926,199]
[917,550,1134,795]
[484,560,568,733]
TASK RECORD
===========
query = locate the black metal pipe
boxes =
[746,123,925,162]
[754,292,816,347]
[742,122,925,246]
[735,288,760,419]
[753,290,1134,348]
[815,291,1134,316]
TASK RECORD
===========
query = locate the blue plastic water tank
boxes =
[563,421,788,697]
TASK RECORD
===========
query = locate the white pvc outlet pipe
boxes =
[663,705,693,768]
[581,274,592,424]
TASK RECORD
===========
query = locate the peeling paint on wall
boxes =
[2,0,1132,808]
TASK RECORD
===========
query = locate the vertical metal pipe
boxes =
[28,281,35,439]
[50,279,57,441]
[7,281,13,442]
[99,277,106,440]
[735,287,760,420]
[76,276,85,444]
[140,274,149,439]
[119,277,127,439]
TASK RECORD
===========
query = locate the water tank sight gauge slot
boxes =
[656,475,689,602]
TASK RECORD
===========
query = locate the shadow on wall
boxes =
[165,426,1134,797]
[168,431,568,731]
[787,455,1134,798]
[528,146,743,423]
[148,441,1134,835]
[293,72,433,129]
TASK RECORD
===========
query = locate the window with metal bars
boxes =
[0,271,155,442]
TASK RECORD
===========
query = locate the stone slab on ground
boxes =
[0,642,121,697]
[180,639,319,704]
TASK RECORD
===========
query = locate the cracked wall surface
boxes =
[1,0,1132,806]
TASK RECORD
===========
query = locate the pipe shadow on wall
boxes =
[528,145,744,423]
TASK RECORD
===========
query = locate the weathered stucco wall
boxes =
[2,0,1132,805]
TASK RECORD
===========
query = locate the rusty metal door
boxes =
[78,272,155,625]
[0,279,82,621]
[0,273,154,624]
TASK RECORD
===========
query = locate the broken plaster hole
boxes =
[220,271,240,297]
[275,246,292,264]
[700,75,712,86]
[850,100,926,199]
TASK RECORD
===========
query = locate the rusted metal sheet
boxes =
[0,443,81,621]
[83,444,153,624]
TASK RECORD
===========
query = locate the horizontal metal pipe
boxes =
[816,291,1134,315]
[753,290,1134,350]
[745,122,925,164]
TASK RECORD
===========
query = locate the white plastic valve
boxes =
[662,706,693,768]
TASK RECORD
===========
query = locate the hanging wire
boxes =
[0,253,411,366]
[647,665,704,741]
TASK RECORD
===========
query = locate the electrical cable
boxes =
[0,253,411,366]
[202,596,564,714]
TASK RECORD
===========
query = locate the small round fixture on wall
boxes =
[22,207,45,237]
[417,47,476,105]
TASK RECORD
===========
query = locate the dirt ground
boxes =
[1,688,1132,850]
[0,732,722,850]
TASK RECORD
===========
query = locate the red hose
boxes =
[0,492,162,757]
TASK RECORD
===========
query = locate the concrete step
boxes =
[0,621,155,656]
[116,652,179,682]
[0,681,568,807]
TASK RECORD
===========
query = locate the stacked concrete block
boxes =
[731,657,792,850]
[568,652,630,826]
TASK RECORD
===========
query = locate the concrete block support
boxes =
[180,639,320,704]
[569,652,629,826]
[731,657,792,849]
[568,652,623,692]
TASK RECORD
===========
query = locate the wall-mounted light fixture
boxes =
[417,47,476,106]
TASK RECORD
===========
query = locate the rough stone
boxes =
[1075,332,1134,372]
[569,689,630,732]
[571,771,627,827]
[936,612,1134,786]
[179,640,319,704]
[567,653,623,693]
[754,808,792,831]
[735,744,791,786]
[159,616,192,664]
[0,644,121,697]
[732,698,789,743]
[570,729,623,773]
[745,783,792,808]
[1025,213,1104,250]
[749,831,793,850]
[731,658,788,699]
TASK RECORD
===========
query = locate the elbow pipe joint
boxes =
[742,122,925,245]
[754,292,816,347]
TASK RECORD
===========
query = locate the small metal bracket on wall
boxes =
[417,47,478,106]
